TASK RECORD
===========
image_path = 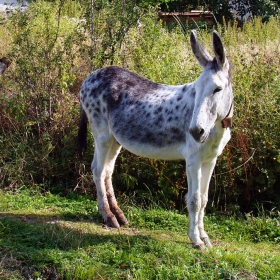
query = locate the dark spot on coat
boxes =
[167,139,173,145]
[89,88,97,98]
[177,95,183,102]
[96,71,102,80]
[126,80,136,89]
[155,107,163,114]
[155,115,163,125]
[102,94,107,102]
[171,127,181,134]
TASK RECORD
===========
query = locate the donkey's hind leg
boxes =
[91,132,120,228]
[105,139,128,226]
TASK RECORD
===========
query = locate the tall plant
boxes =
[85,0,143,68]
[1,0,85,190]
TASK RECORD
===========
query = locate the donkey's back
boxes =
[80,66,196,160]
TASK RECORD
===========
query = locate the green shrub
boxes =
[1,0,86,191]
[211,18,280,212]
[0,1,279,213]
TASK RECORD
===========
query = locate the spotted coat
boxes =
[78,30,233,249]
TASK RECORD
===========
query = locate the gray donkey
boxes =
[78,30,233,248]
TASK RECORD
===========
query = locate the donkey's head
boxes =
[189,30,233,143]
[0,57,10,75]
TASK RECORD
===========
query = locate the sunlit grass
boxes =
[0,190,279,279]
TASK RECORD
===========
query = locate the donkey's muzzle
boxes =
[189,126,206,143]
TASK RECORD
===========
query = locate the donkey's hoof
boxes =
[106,215,120,228]
[192,242,205,249]
[202,237,213,248]
[118,215,129,226]
[111,208,129,226]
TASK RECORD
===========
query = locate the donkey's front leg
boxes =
[186,162,205,249]
[198,160,217,248]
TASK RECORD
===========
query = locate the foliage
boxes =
[84,0,144,68]
[230,0,280,22]
[0,0,279,213]
[212,17,280,212]
[155,0,280,24]
[1,0,86,192]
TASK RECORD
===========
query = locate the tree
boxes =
[86,0,143,67]
[230,0,280,22]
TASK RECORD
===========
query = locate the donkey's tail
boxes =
[78,107,88,161]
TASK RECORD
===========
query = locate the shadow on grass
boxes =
[0,212,156,279]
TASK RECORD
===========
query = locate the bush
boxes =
[212,18,280,212]
[1,0,87,192]
[0,1,279,213]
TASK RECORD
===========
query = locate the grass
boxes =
[0,190,279,279]
[1,3,279,279]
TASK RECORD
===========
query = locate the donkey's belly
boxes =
[114,134,185,160]
[109,110,187,160]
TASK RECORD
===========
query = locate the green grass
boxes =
[0,190,279,279]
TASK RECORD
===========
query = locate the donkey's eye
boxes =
[213,87,222,94]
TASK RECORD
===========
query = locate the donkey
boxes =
[0,57,9,75]
[78,30,233,248]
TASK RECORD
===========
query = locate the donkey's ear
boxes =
[212,30,226,67]
[190,29,212,68]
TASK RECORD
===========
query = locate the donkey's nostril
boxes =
[189,126,206,142]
